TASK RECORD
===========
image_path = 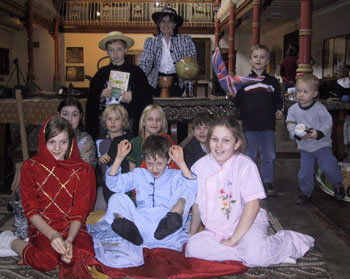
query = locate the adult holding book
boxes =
[138,8,197,97]
[86,31,153,139]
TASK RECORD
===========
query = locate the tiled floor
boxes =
[267,119,350,279]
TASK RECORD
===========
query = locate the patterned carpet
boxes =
[0,195,330,279]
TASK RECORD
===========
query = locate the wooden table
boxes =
[0,96,235,124]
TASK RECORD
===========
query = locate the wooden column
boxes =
[252,0,261,46]
[228,1,236,75]
[214,0,221,47]
[27,0,35,81]
[297,0,313,75]
[53,1,61,91]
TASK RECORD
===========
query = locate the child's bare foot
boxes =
[113,213,123,218]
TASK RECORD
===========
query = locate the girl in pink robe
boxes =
[185,116,314,267]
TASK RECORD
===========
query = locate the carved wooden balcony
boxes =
[59,0,215,34]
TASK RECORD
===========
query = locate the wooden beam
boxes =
[61,25,215,35]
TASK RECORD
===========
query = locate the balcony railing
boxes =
[60,1,215,29]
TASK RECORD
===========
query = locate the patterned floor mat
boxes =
[0,196,330,279]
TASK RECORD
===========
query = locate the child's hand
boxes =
[168,145,184,165]
[121,90,132,103]
[99,154,111,164]
[275,110,283,120]
[61,240,73,263]
[220,238,235,247]
[50,233,67,255]
[117,140,132,159]
[304,129,317,139]
[101,88,112,98]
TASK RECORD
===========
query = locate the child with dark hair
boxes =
[184,112,213,168]
[88,135,197,268]
[58,96,97,167]
[0,116,96,278]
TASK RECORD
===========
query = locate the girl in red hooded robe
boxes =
[0,116,96,278]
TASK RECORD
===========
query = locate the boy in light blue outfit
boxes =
[286,74,345,205]
[89,135,197,268]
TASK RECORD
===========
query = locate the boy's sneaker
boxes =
[333,184,345,201]
[296,193,311,205]
[263,182,276,196]
[0,231,18,257]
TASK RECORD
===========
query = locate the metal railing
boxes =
[60,1,214,27]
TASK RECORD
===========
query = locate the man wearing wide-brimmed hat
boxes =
[138,7,197,98]
[86,31,153,139]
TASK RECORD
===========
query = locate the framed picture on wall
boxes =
[66,47,84,63]
[193,38,211,80]
[66,66,84,81]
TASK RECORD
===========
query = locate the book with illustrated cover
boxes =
[108,70,130,92]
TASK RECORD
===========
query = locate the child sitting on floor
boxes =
[95,104,133,210]
[88,135,197,268]
[286,74,345,204]
[0,116,95,278]
[186,116,314,267]
[184,112,213,168]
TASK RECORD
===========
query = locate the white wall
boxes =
[217,31,252,76]
[0,29,28,88]
[0,28,54,91]
[33,29,55,91]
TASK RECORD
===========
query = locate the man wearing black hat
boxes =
[139,8,197,98]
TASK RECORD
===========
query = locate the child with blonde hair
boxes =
[95,104,133,209]
[286,74,345,204]
[235,44,283,196]
[127,104,177,171]
[186,116,314,267]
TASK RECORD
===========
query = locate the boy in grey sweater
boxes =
[286,74,345,204]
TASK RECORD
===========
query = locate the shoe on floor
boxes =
[111,218,143,246]
[0,231,18,257]
[0,248,18,257]
[154,212,183,240]
[263,182,276,196]
[296,193,311,205]
[0,231,17,249]
[333,184,345,201]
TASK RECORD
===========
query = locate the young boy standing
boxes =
[86,31,153,139]
[286,74,345,204]
[235,44,283,196]
[184,112,213,168]
[89,135,197,268]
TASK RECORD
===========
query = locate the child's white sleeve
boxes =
[105,166,135,193]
